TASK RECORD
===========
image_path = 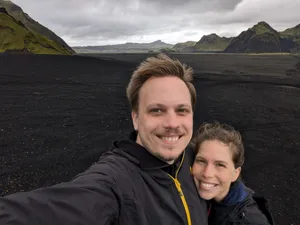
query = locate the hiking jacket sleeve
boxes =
[0,161,120,225]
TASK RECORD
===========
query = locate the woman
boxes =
[191,122,274,225]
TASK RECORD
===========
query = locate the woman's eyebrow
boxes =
[195,155,205,160]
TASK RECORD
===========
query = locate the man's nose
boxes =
[163,111,180,129]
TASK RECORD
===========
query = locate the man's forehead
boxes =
[141,92,192,104]
[137,76,192,107]
[140,77,190,95]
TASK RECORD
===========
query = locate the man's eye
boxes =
[177,108,190,114]
[150,108,162,113]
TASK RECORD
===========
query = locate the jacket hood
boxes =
[112,138,171,170]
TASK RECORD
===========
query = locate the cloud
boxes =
[11,0,300,46]
[213,0,300,27]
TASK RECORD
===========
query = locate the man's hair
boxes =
[191,122,245,169]
[126,53,196,112]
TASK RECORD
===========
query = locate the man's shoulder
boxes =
[97,147,138,169]
[73,148,139,182]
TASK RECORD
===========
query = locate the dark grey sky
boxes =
[11,0,300,46]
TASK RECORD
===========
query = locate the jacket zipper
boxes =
[168,151,192,225]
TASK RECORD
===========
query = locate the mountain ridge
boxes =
[74,22,300,53]
[224,21,300,53]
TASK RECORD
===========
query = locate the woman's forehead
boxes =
[197,140,234,162]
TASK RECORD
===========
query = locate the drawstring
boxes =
[207,203,212,216]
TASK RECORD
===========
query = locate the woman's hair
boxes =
[191,122,245,168]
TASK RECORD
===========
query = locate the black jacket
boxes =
[0,137,208,225]
[208,181,274,225]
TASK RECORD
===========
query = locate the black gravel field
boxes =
[1,53,300,225]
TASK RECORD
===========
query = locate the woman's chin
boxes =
[199,193,215,201]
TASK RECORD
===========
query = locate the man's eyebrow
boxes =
[177,104,192,108]
[215,160,228,165]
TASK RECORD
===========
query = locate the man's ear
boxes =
[131,111,138,130]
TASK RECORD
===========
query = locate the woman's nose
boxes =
[202,164,215,178]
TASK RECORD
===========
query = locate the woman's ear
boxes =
[232,167,241,182]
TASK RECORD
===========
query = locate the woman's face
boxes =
[192,140,241,202]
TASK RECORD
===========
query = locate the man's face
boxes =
[132,76,193,164]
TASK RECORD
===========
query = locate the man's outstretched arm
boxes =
[0,162,120,225]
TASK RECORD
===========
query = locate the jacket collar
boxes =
[210,180,249,207]
[113,131,183,172]
[221,180,249,205]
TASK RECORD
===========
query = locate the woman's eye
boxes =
[216,163,225,168]
[195,159,205,164]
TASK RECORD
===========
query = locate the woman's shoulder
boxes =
[233,189,275,225]
[208,182,275,225]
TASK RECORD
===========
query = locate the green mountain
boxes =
[194,34,232,51]
[0,7,72,54]
[224,21,300,53]
[172,41,196,52]
[0,0,74,54]
[73,40,174,53]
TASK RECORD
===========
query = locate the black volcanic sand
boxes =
[1,54,300,225]
[83,52,300,77]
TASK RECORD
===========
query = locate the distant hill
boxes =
[173,41,197,52]
[281,24,300,37]
[0,0,74,54]
[73,40,173,53]
[224,21,300,53]
[280,24,300,52]
[74,20,300,54]
[193,34,232,52]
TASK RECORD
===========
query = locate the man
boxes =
[0,54,208,225]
